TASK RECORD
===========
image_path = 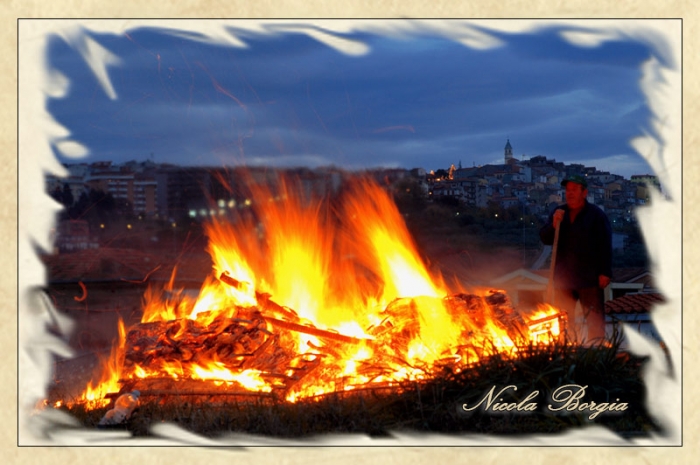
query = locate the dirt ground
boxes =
[43,282,147,401]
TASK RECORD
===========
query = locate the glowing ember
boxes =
[525,304,563,344]
[62,173,564,408]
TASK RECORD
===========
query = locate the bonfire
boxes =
[51,173,563,411]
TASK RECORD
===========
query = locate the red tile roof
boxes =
[604,292,665,315]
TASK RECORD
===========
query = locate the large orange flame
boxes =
[74,318,127,408]
[73,172,561,406]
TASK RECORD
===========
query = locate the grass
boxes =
[58,335,663,440]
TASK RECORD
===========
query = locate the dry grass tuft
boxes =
[58,334,663,440]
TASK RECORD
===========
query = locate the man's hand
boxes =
[553,209,565,229]
[599,275,611,289]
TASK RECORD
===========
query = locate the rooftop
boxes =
[604,292,665,315]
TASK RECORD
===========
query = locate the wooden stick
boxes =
[218,272,370,345]
[546,220,561,305]
[527,313,561,327]
[134,390,277,398]
[262,315,366,344]
[219,272,299,321]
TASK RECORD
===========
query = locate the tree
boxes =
[393,178,427,211]
[434,169,449,180]
[61,183,74,207]
[620,222,649,267]
[69,188,117,222]
[434,195,459,207]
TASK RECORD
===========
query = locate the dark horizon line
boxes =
[51,157,658,181]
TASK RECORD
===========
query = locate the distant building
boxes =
[53,220,98,252]
[133,176,158,216]
[161,167,213,220]
[85,170,135,203]
[604,181,623,201]
[46,175,86,205]
[499,196,520,209]
[630,174,661,190]
[410,167,427,178]
[504,139,514,164]
[588,172,616,185]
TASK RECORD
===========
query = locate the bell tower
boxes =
[504,139,514,164]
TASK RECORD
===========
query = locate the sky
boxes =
[43,21,672,179]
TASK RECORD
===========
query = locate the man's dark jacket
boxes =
[539,201,613,290]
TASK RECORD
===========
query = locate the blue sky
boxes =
[45,21,665,179]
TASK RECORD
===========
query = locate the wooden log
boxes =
[262,315,366,345]
[117,284,549,404]
[123,316,277,372]
[219,272,300,322]
[240,333,276,369]
[120,313,326,392]
[135,390,277,398]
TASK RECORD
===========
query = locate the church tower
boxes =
[504,139,514,164]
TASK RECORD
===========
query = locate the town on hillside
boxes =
[46,140,661,239]
[42,140,665,343]
[427,139,661,222]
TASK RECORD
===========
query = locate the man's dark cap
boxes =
[561,174,588,189]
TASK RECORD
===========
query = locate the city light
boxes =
[46,151,652,259]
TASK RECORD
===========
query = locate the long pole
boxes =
[546,222,561,304]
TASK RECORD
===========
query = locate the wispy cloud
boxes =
[46,21,660,178]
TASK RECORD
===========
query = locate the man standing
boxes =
[539,175,613,344]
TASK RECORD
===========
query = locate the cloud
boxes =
[45,22,656,177]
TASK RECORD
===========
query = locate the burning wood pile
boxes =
[100,276,562,406]
[62,174,564,409]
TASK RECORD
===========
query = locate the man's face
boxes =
[565,182,587,209]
